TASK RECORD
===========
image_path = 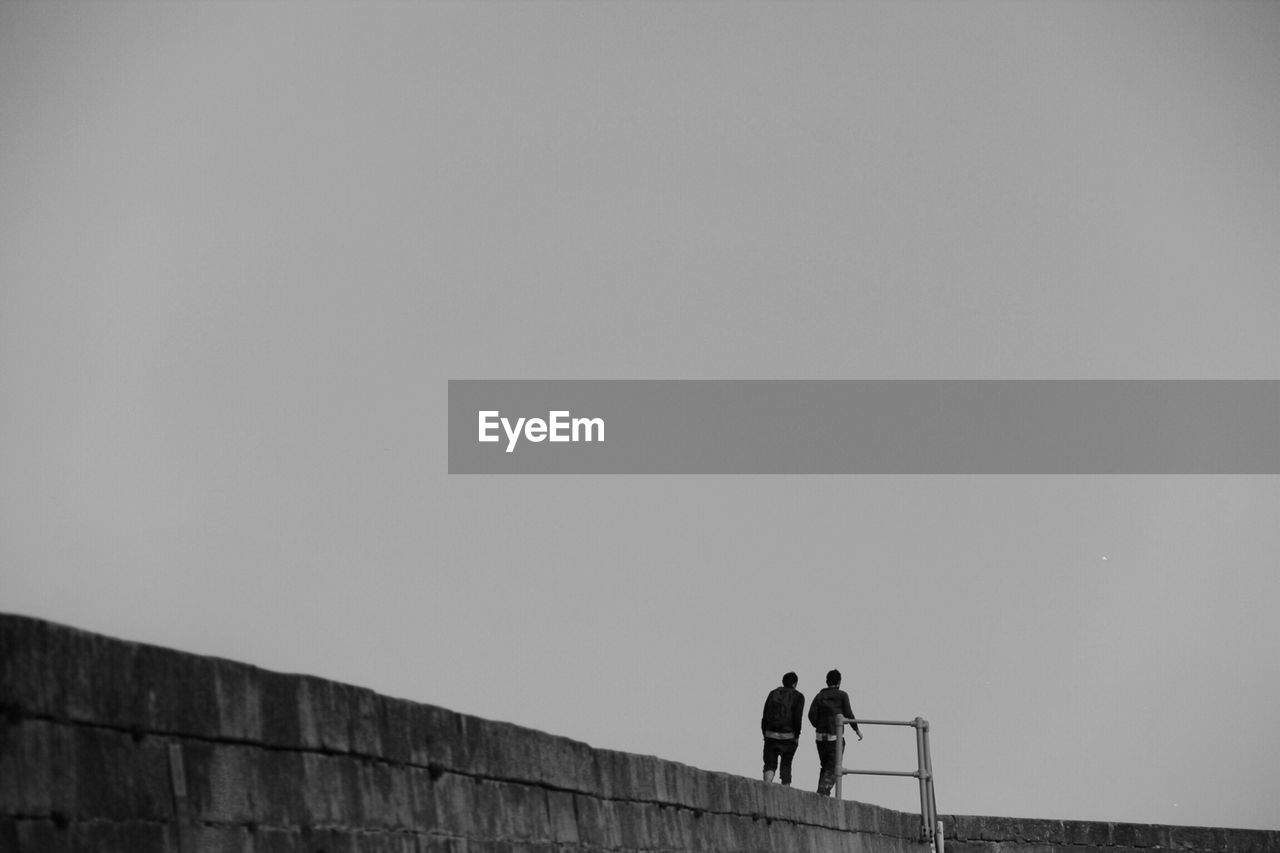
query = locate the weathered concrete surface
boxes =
[1,613,1276,853]
[943,815,1280,853]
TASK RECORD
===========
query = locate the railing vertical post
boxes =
[923,719,937,844]
[835,715,844,799]
[914,717,929,842]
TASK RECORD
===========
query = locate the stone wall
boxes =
[944,815,1278,853]
[1,613,1276,853]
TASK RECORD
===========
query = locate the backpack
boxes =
[763,688,793,731]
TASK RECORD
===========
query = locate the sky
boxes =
[2,0,1279,832]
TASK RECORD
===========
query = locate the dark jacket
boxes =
[760,685,805,738]
[807,686,860,736]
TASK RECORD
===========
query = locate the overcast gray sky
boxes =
[2,0,1279,831]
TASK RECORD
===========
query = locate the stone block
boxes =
[1014,842,1063,853]
[407,703,467,772]
[723,773,760,816]
[498,723,562,790]
[629,753,660,803]
[944,842,1000,853]
[298,750,362,826]
[841,827,876,853]
[478,779,553,842]
[729,810,769,852]
[587,749,620,801]
[544,790,579,845]
[526,728,599,793]
[754,818,786,853]
[340,831,419,853]
[784,790,821,830]
[430,773,481,838]
[663,800,702,850]
[456,716,518,782]
[296,825,360,853]
[784,822,821,853]
[610,798,657,850]
[805,793,846,832]
[976,816,1027,842]
[772,783,811,821]
[84,819,174,853]
[571,793,622,850]
[418,836,470,853]
[296,676,354,753]
[692,809,747,852]
[848,799,882,835]
[650,753,688,804]
[1061,819,1113,847]
[473,778,512,835]
[209,658,268,744]
[24,618,139,727]
[1223,829,1273,853]
[377,695,417,766]
[348,687,384,757]
[181,741,256,824]
[132,641,222,737]
[253,825,303,853]
[654,801,697,851]
[945,815,984,841]
[256,669,305,749]
[829,796,857,834]
[1024,818,1063,843]
[1113,822,1158,849]
[0,615,53,718]
[1170,824,1227,852]
[752,781,786,824]
[186,823,257,853]
[405,766,440,833]
[1147,824,1175,849]
[660,760,688,808]
[355,758,414,830]
[44,618,222,742]
[3,817,65,853]
[12,817,174,853]
[596,749,664,803]
[687,766,725,814]
[0,717,55,815]
[249,747,308,826]
[50,724,172,822]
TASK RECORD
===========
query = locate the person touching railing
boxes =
[806,668,862,796]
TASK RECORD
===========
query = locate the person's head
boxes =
[826,669,842,687]
[782,671,798,688]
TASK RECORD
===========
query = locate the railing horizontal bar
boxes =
[840,769,921,778]
[850,719,921,727]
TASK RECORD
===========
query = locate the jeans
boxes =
[815,738,844,796]
[762,737,799,784]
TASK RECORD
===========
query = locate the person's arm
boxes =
[842,693,863,740]
[792,692,804,738]
[807,693,820,731]
[761,695,770,735]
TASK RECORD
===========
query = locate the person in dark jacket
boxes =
[807,669,862,796]
[760,671,804,784]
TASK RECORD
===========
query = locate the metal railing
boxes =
[835,716,941,852]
